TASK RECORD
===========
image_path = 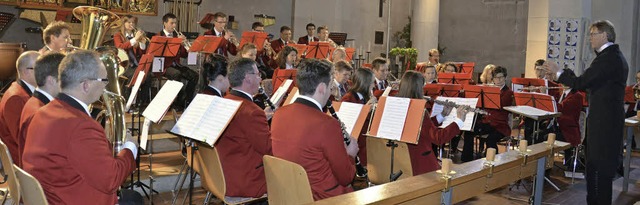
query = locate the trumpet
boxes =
[225,28,240,47]
[387,73,401,89]
[132,27,150,43]
[518,86,568,91]
[423,96,490,115]
[174,28,192,50]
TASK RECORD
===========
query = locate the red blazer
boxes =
[270,39,286,56]
[156,31,189,73]
[482,85,514,137]
[271,98,356,200]
[22,94,135,205]
[0,81,32,164]
[556,90,584,146]
[17,90,50,167]
[297,36,319,45]
[202,86,223,97]
[204,29,238,57]
[372,80,388,99]
[113,32,144,62]
[217,90,271,197]
[408,115,461,175]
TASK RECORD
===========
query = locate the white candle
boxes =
[359,46,363,56]
[547,133,556,145]
[368,41,371,52]
[486,148,496,162]
[519,140,528,153]
[441,158,452,174]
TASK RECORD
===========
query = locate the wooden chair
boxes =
[366,137,413,185]
[194,143,266,205]
[263,155,313,205]
[0,141,20,205]
[13,165,47,205]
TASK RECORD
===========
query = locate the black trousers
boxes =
[118,189,144,205]
[461,122,504,162]
[585,161,613,205]
[164,65,198,108]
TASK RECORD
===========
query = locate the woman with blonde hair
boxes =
[479,64,496,84]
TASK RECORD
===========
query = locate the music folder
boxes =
[368,96,426,144]
[330,101,371,139]
[463,85,502,109]
[272,69,297,91]
[170,94,242,146]
[429,96,479,131]
[437,73,472,85]
[625,86,635,104]
[189,35,223,53]
[239,31,269,52]
[306,42,331,59]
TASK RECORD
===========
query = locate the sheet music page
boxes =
[430,97,478,131]
[140,118,151,150]
[382,87,392,97]
[152,57,164,72]
[142,80,183,123]
[378,97,410,140]
[195,97,242,146]
[270,79,293,105]
[125,71,145,111]
[170,94,214,140]
[512,83,524,92]
[187,52,198,65]
[336,102,363,135]
[504,105,556,117]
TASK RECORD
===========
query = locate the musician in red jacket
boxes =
[0,51,38,164]
[22,50,140,205]
[461,66,513,162]
[551,88,585,167]
[396,71,469,175]
[201,54,229,97]
[203,12,238,57]
[18,53,64,167]
[297,23,319,45]
[341,68,376,165]
[272,58,359,200]
[371,57,390,98]
[270,26,295,57]
[113,15,147,80]
[217,58,272,198]
[157,13,198,110]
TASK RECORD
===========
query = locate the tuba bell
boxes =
[72,6,127,156]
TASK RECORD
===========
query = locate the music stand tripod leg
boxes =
[386,140,403,182]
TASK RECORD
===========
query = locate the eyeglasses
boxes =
[247,72,263,78]
[26,67,34,70]
[590,32,603,37]
[493,75,505,80]
[87,78,109,83]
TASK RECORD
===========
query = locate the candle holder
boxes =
[366,51,371,63]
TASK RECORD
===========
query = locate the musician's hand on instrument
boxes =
[345,137,359,159]
[456,105,470,121]
[224,31,232,40]
[178,33,187,40]
[264,107,275,120]
[122,130,139,157]
[441,104,454,116]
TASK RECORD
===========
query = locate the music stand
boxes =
[328,32,348,46]
[288,43,308,59]
[513,92,557,113]
[189,36,222,54]
[147,36,183,74]
[460,62,475,74]
[239,31,268,52]
[272,69,297,91]
[423,84,463,109]
[306,42,331,59]
[127,54,153,88]
[511,78,547,93]
[438,73,472,85]
[463,85,502,110]
[366,96,426,182]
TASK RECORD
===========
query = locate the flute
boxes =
[424,96,490,115]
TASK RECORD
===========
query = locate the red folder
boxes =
[514,92,557,112]
[272,69,297,91]
[239,31,269,52]
[147,36,183,57]
[189,36,222,53]
[464,85,502,109]
[437,73,472,85]
[331,102,372,139]
[306,42,331,59]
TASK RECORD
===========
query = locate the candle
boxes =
[359,46,363,56]
[368,41,371,52]
[441,158,452,174]
[547,133,556,145]
[519,140,528,153]
[636,110,640,117]
[486,148,496,162]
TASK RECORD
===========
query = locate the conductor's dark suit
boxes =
[557,44,628,205]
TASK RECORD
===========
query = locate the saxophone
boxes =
[325,99,368,178]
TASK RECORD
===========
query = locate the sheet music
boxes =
[625,118,638,124]
[140,118,151,150]
[504,105,557,117]
[187,52,198,65]
[336,102,363,135]
[152,57,164,73]
[170,94,242,146]
[142,80,183,123]
[381,87,392,97]
[429,97,478,131]
[125,71,145,111]
[270,79,293,105]
[512,83,524,92]
[378,97,410,140]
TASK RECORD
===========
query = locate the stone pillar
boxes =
[411,0,439,63]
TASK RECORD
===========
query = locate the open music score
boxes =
[513,92,557,112]
[270,79,294,107]
[504,105,560,121]
[429,96,479,131]
[463,85,502,109]
[239,31,269,52]
[170,94,242,146]
[142,80,183,123]
[378,97,411,140]
[188,35,222,53]
[147,36,183,73]
[306,42,331,59]
[368,96,426,144]
[511,77,548,94]
[331,101,371,139]
[125,70,145,111]
[437,73,472,85]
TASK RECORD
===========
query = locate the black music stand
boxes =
[328,32,348,46]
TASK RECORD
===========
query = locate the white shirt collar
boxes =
[45,45,53,51]
[234,89,253,101]
[21,79,35,93]
[214,28,223,36]
[334,79,341,87]
[297,95,322,111]
[163,29,173,36]
[356,92,364,101]
[67,94,91,116]
[563,88,572,95]
[597,42,614,52]
[35,88,54,101]
[285,63,294,69]
[209,85,222,95]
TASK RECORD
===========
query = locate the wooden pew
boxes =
[312,141,571,205]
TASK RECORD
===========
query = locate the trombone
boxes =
[174,28,192,50]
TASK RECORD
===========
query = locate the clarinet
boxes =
[326,100,368,178]
[258,87,277,110]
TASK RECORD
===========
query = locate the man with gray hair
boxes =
[216,57,272,198]
[22,50,141,204]
[0,50,39,164]
[547,20,628,205]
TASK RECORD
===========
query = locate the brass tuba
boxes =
[73,6,127,156]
